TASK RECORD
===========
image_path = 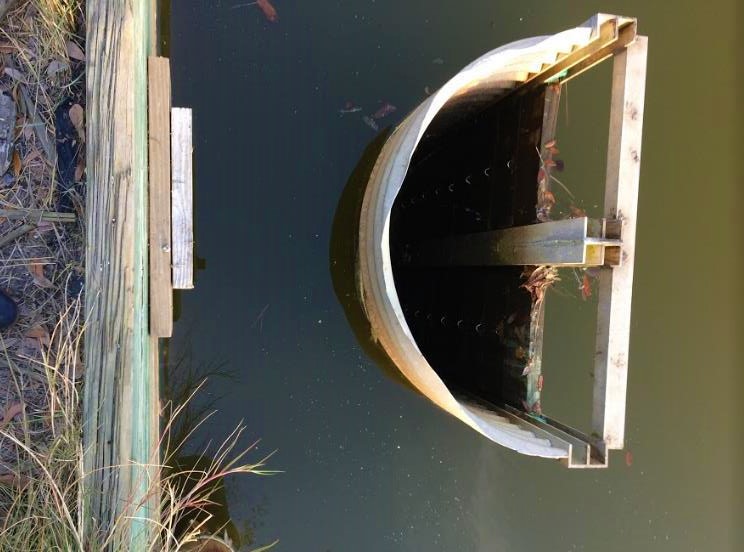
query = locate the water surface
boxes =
[169,1,743,550]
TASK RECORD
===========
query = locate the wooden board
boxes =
[148,56,173,337]
[83,0,158,548]
[171,107,194,289]
[592,36,648,451]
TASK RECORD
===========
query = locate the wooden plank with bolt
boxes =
[148,56,173,337]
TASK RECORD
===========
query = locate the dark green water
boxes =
[168,1,742,550]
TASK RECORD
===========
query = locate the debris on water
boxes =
[362,115,379,131]
[232,0,278,22]
[424,86,431,96]
[521,265,559,305]
[625,450,634,467]
[338,101,362,115]
[432,57,444,65]
[372,102,396,120]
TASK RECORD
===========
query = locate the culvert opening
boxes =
[389,86,548,410]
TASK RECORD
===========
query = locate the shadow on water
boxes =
[161,341,271,550]
[328,127,418,393]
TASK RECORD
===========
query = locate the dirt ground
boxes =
[0,0,84,490]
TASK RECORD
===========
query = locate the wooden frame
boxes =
[515,20,648,468]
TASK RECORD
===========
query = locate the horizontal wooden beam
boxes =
[406,218,621,267]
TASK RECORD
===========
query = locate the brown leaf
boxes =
[66,41,85,61]
[74,156,85,182]
[28,263,53,288]
[0,402,24,428]
[3,67,24,81]
[25,325,50,346]
[0,472,31,490]
[11,149,21,176]
[46,59,69,77]
[68,103,84,141]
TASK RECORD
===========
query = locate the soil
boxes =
[0,0,85,488]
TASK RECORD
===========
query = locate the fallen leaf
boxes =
[0,402,24,428]
[23,148,43,166]
[25,325,50,346]
[0,472,31,490]
[3,67,24,81]
[68,103,84,141]
[46,59,69,77]
[11,150,21,176]
[28,263,53,288]
[74,156,85,182]
[66,41,85,61]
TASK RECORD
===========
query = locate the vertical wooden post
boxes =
[592,36,648,451]
[148,56,173,337]
[84,0,158,548]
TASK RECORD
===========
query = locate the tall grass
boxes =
[0,299,278,551]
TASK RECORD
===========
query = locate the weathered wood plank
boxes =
[592,36,648,451]
[148,56,173,337]
[171,107,194,289]
[83,0,156,548]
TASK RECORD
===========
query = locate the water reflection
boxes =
[161,341,272,550]
[328,127,416,392]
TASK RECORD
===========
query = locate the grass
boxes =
[0,299,279,551]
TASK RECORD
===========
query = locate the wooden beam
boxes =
[171,107,194,289]
[407,218,620,267]
[148,56,173,337]
[592,36,648,451]
[84,0,157,548]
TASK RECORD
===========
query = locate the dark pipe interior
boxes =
[389,87,546,409]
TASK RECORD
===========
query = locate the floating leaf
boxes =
[11,150,21,176]
[28,263,53,288]
[66,41,85,61]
